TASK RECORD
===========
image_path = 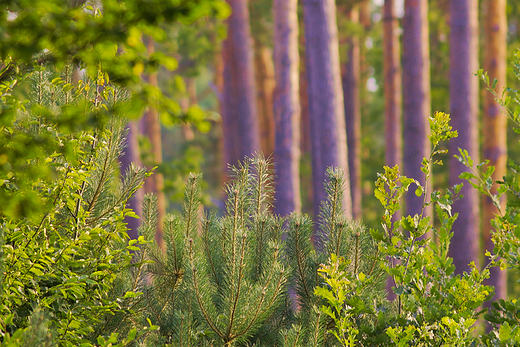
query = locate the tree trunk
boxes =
[215,46,226,189]
[383,0,402,301]
[483,0,507,299]
[222,0,260,170]
[254,42,276,157]
[402,0,431,222]
[273,0,301,216]
[383,0,402,173]
[120,121,143,241]
[303,0,352,223]
[341,7,362,220]
[142,36,166,250]
[299,53,311,156]
[448,0,479,275]
[299,18,313,216]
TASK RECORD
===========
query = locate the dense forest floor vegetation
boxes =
[2,64,520,346]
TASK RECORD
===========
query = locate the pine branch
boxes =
[319,167,347,255]
[189,239,224,340]
[182,173,202,238]
[287,214,316,306]
[201,216,221,288]
[306,307,325,347]
[281,324,303,347]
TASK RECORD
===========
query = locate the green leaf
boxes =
[127,328,137,342]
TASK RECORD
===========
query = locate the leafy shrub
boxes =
[0,66,157,346]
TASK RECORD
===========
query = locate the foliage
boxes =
[0,0,229,221]
[1,0,229,120]
[284,167,386,347]
[460,53,520,346]
[0,65,163,345]
[315,112,493,346]
[138,156,287,346]
[315,254,360,347]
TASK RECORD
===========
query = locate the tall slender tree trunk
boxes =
[120,121,143,241]
[142,36,166,250]
[254,42,276,157]
[384,0,402,174]
[483,0,507,298]
[273,0,301,216]
[341,6,362,220]
[448,0,479,275]
[358,0,371,89]
[303,0,352,223]
[402,0,431,222]
[299,53,311,156]
[299,23,313,216]
[222,0,260,170]
[215,47,226,188]
[383,0,402,301]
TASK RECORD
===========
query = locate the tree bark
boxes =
[120,121,143,241]
[299,18,313,216]
[215,46,226,188]
[383,0,402,173]
[273,0,301,216]
[142,36,166,250]
[303,0,352,223]
[383,0,402,301]
[483,0,507,299]
[254,42,276,157]
[402,0,432,222]
[299,53,311,156]
[341,7,362,220]
[448,0,479,275]
[222,0,260,171]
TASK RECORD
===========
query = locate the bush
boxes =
[0,66,157,346]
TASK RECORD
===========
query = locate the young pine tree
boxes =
[142,156,288,346]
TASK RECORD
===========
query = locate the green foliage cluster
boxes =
[0,0,231,342]
[0,66,161,345]
[1,0,229,120]
[314,61,520,346]
[315,112,491,346]
[135,156,384,347]
[3,71,520,347]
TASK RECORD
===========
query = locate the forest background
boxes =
[132,0,519,299]
[2,0,520,345]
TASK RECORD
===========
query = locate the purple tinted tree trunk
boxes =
[342,7,362,221]
[254,42,276,157]
[142,36,165,251]
[120,121,143,241]
[383,0,402,301]
[482,0,507,302]
[222,0,260,170]
[273,0,301,216]
[384,0,402,173]
[303,0,352,223]
[448,0,479,275]
[402,0,431,222]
